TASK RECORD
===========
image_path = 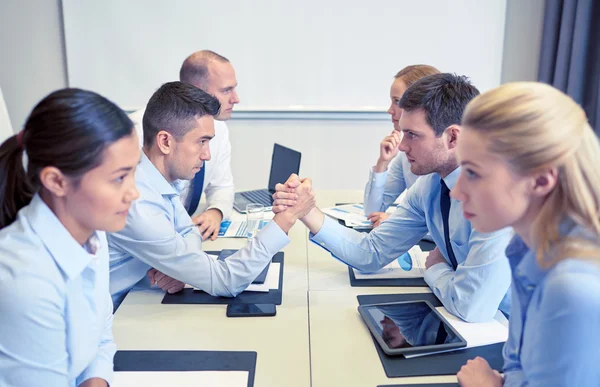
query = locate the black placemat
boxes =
[357,293,505,378]
[114,350,257,387]
[162,252,284,305]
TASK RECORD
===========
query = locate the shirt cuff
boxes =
[206,203,232,220]
[424,261,453,288]
[369,167,389,188]
[254,220,291,254]
[310,216,341,251]
[77,358,113,386]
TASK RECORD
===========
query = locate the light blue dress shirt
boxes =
[108,153,290,307]
[502,223,600,386]
[0,194,115,387]
[313,167,513,322]
[364,153,419,215]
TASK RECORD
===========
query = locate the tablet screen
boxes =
[359,301,465,355]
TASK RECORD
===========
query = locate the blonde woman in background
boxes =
[364,65,440,227]
[452,82,600,386]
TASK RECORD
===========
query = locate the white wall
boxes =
[0,0,67,132]
[228,118,391,191]
[0,0,546,190]
[63,0,507,112]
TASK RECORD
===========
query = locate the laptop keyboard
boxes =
[241,190,273,206]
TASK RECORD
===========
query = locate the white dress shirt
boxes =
[129,108,235,219]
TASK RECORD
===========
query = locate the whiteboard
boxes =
[62,0,507,112]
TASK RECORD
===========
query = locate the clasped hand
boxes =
[271,174,316,219]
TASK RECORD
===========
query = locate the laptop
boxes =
[234,143,301,213]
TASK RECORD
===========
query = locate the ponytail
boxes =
[0,133,34,228]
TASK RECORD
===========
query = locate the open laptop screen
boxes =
[268,144,301,192]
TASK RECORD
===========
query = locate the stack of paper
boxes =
[218,219,270,238]
[322,203,399,229]
[243,262,280,292]
[113,371,249,386]
[404,307,509,358]
[352,245,428,279]
[187,257,280,293]
[322,203,374,229]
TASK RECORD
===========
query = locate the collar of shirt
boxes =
[139,152,179,196]
[25,194,99,280]
[440,167,460,190]
[506,219,586,287]
[506,235,544,288]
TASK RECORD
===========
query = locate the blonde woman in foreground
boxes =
[453,82,600,386]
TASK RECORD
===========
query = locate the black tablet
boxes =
[358,300,467,356]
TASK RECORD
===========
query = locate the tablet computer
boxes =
[358,300,467,356]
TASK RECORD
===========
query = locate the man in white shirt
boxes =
[129,50,239,240]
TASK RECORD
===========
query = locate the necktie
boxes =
[186,165,205,216]
[440,179,458,270]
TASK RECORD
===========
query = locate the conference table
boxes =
[112,190,459,386]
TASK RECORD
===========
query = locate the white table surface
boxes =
[113,191,460,386]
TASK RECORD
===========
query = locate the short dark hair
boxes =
[179,50,230,88]
[142,81,221,148]
[399,73,480,136]
[0,88,134,228]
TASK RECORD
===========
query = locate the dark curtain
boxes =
[538,0,600,132]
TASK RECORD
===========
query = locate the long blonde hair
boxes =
[462,82,600,267]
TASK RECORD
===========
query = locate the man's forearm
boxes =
[374,158,391,173]
[273,211,297,234]
[300,207,325,234]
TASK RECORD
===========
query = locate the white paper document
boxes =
[322,203,373,228]
[404,307,509,358]
[188,262,280,293]
[113,370,249,386]
[218,219,269,238]
[322,203,399,229]
[352,245,427,279]
[244,262,280,292]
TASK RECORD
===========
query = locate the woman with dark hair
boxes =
[0,88,140,386]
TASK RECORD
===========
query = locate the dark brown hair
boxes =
[399,73,480,136]
[0,88,134,228]
[142,81,221,148]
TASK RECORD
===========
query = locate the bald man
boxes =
[130,50,240,241]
